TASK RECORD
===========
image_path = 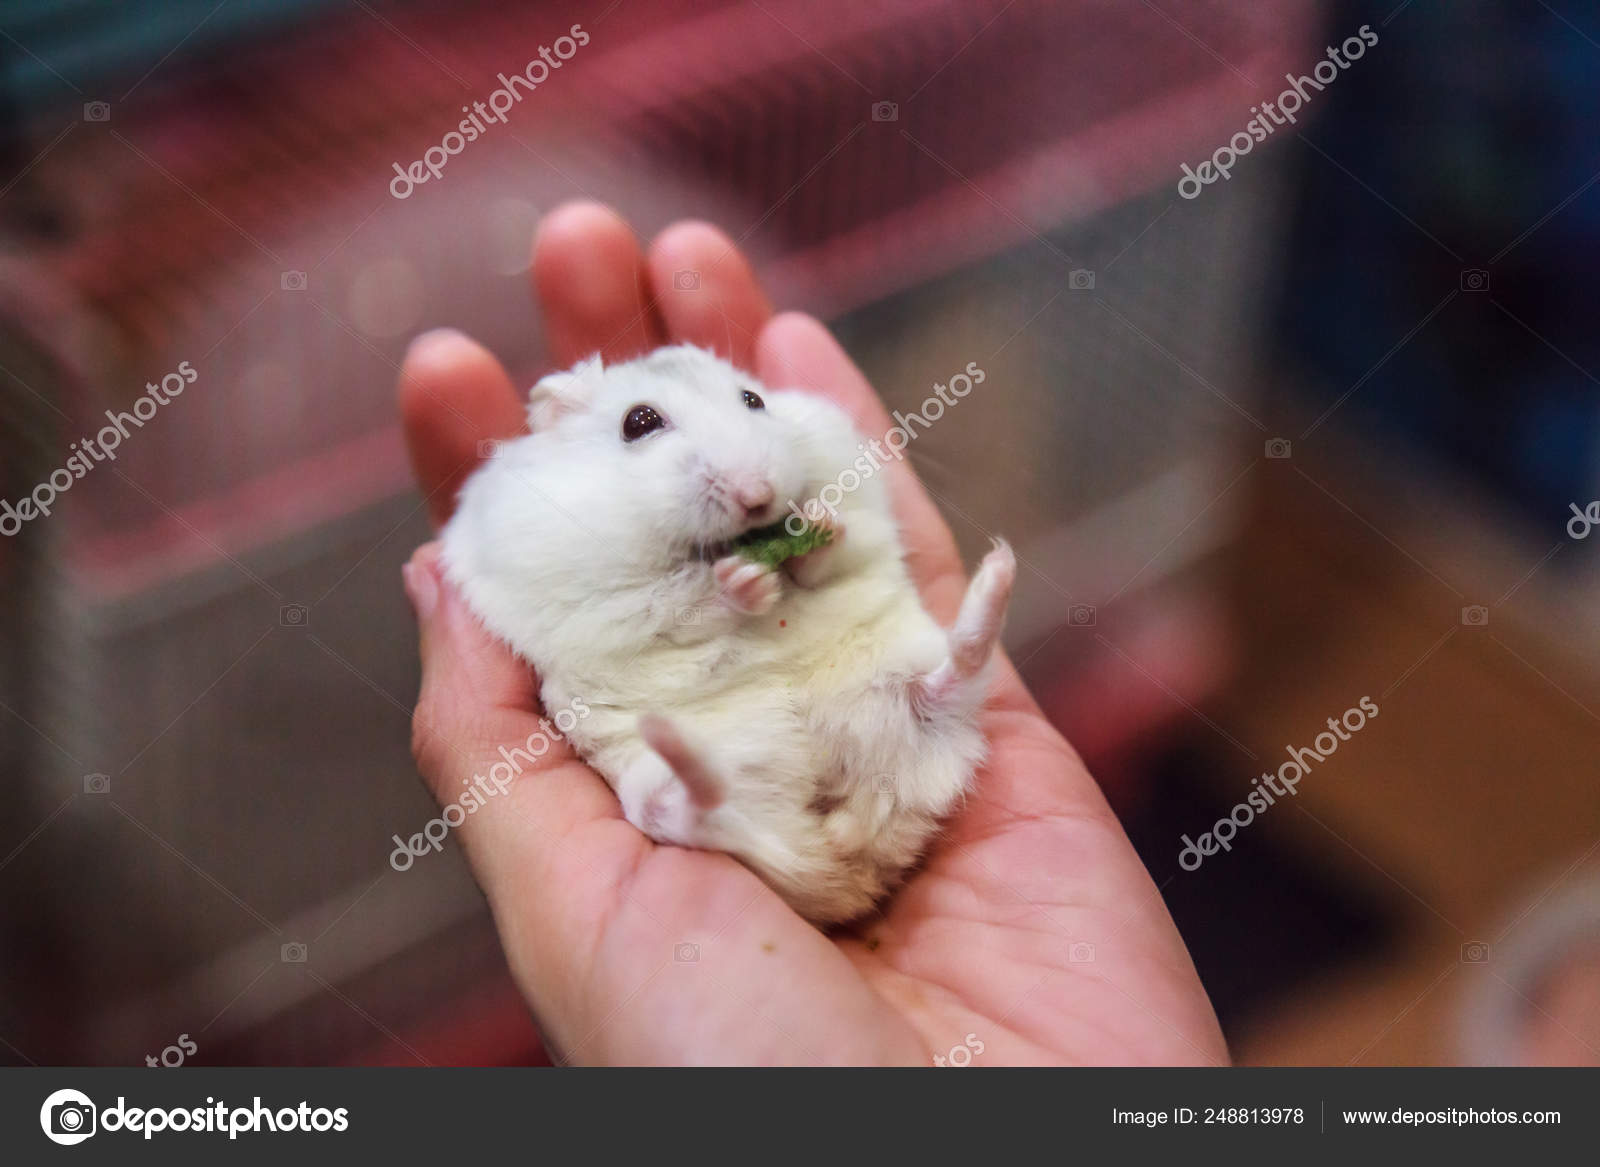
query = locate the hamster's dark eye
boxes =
[742,389,765,410]
[621,404,666,442]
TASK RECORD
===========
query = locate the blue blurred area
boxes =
[1277,0,1600,518]
[0,0,358,118]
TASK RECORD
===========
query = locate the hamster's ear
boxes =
[527,355,601,430]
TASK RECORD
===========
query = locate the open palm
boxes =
[399,202,1226,1065]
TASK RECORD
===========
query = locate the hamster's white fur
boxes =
[441,345,1013,924]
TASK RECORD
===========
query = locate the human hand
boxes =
[399,201,1227,1065]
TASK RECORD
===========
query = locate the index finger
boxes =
[399,329,526,528]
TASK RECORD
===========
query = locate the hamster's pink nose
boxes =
[735,479,776,519]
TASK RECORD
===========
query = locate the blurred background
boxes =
[1,0,1597,1066]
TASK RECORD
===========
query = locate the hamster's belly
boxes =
[541,601,980,826]
[529,577,986,922]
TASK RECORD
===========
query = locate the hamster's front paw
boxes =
[714,555,780,615]
[785,514,845,588]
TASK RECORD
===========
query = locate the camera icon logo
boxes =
[875,774,896,795]
[1069,941,1096,963]
[673,269,700,291]
[281,270,308,292]
[279,603,309,628]
[1459,268,1490,293]
[83,773,110,795]
[1461,605,1489,627]
[1460,941,1491,963]
[83,101,110,122]
[476,438,502,459]
[281,941,308,963]
[1265,438,1292,459]
[40,1088,97,1145]
[871,101,898,122]
[1068,268,1096,291]
[674,606,701,626]
[674,942,700,963]
[1068,603,1097,627]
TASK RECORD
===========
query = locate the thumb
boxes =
[400,544,660,1053]
[400,542,618,862]
[404,541,542,791]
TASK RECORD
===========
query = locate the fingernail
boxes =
[402,559,438,619]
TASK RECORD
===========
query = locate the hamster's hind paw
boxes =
[949,539,1015,676]
[714,555,780,615]
[637,714,725,809]
[912,539,1015,711]
[620,715,727,848]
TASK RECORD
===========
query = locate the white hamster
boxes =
[440,344,1014,925]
